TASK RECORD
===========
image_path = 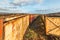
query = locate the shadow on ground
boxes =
[23,16,60,40]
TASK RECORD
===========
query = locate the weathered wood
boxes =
[4,15,26,22]
[0,19,3,40]
[29,15,38,23]
[4,22,13,40]
[4,15,29,40]
[45,17,60,36]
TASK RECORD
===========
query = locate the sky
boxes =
[0,0,60,14]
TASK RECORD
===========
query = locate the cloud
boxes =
[14,0,43,3]
[13,0,43,6]
[35,0,43,3]
[0,0,44,13]
[13,0,33,3]
[0,0,9,5]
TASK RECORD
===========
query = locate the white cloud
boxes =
[36,0,44,3]
[13,0,33,3]
[0,0,9,5]
[13,0,44,5]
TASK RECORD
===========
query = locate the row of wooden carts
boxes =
[0,14,38,40]
[0,13,60,40]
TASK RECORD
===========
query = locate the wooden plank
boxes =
[4,22,13,40]
[20,15,29,40]
[12,18,23,40]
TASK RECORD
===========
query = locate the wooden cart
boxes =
[45,15,60,37]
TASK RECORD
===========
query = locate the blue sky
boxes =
[0,0,60,14]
